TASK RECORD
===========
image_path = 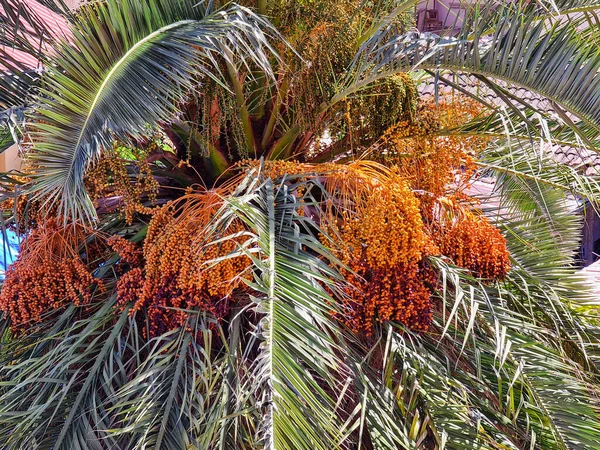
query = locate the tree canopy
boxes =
[0,0,600,448]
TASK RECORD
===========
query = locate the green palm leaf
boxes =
[26,0,278,221]
[345,3,600,146]
[429,259,600,450]
[206,170,352,449]
[0,300,130,449]
[534,0,600,14]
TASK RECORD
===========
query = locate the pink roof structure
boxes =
[1,47,40,69]
[0,0,72,70]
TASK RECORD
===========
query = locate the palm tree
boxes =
[1,0,600,448]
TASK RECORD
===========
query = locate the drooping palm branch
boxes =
[21,0,279,221]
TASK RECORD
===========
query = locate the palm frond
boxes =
[205,170,353,450]
[26,0,279,221]
[344,3,600,148]
[0,299,130,449]
[430,258,600,449]
[106,319,230,450]
[534,0,600,14]
[479,142,589,280]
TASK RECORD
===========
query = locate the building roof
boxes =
[419,75,600,175]
[547,145,600,177]
[0,0,71,70]
[419,74,557,117]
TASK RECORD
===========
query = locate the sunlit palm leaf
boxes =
[0,300,130,449]
[345,3,600,149]
[429,258,600,449]
[26,0,278,221]
[534,0,600,14]
[206,171,352,449]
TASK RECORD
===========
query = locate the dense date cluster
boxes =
[437,212,510,280]
[334,171,428,266]
[258,152,509,334]
[322,169,436,333]
[107,235,143,267]
[249,160,437,333]
[85,142,159,224]
[0,221,104,331]
[340,263,435,334]
[114,192,251,337]
[0,175,60,232]
[378,97,488,218]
